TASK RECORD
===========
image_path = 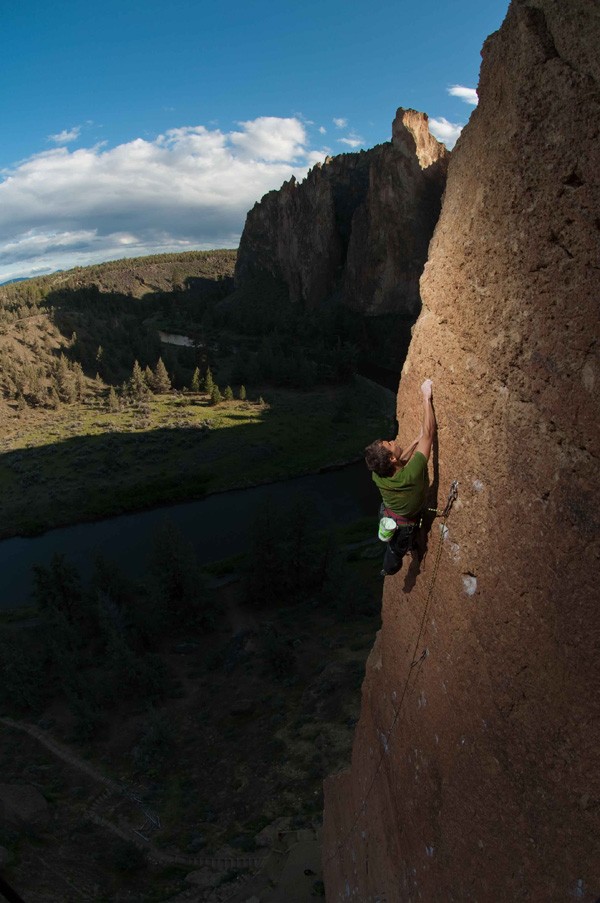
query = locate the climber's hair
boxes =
[364,440,396,477]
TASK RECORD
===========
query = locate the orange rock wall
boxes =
[323,1,600,899]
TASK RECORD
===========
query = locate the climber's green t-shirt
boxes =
[372,451,429,517]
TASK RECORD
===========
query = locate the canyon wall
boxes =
[323,0,600,899]
[234,110,448,315]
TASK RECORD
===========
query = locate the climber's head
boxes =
[364,439,397,477]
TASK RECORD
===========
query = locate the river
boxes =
[0,461,380,610]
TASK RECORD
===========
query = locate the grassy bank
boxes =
[0,377,394,539]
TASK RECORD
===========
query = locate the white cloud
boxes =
[333,117,347,129]
[306,148,332,166]
[448,85,478,106]
[428,117,464,150]
[318,126,326,135]
[338,132,364,149]
[0,118,319,281]
[48,126,81,145]
[230,117,306,161]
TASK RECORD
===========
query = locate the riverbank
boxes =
[0,377,394,540]
[0,461,380,610]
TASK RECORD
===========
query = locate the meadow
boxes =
[0,377,393,539]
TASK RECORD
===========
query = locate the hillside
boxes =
[0,250,236,420]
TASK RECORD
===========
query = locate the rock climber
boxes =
[364,378,436,576]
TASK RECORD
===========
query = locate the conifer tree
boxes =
[127,360,148,401]
[210,385,222,405]
[204,366,214,395]
[153,357,171,394]
[72,361,85,401]
[129,360,147,400]
[191,367,201,393]
[55,353,77,403]
[224,385,234,401]
[239,384,247,402]
[107,386,119,412]
[144,365,155,392]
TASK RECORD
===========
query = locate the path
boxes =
[0,717,322,900]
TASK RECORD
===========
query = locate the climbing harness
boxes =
[325,479,459,867]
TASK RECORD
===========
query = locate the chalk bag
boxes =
[378,516,397,542]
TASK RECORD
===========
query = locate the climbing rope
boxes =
[325,479,459,866]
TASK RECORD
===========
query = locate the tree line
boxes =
[0,495,375,741]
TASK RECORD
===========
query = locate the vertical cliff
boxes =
[323,0,600,899]
[234,110,448,314]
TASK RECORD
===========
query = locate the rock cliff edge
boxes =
[323,1,600,899]
[235,110,448,315]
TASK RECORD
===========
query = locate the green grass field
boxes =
[0,377,394,538]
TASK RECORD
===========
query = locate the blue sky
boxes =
[1,0,509,281]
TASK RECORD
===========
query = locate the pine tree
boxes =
[210,385,222,405]
[191,367,201,393]
[129,360,147,400]
[153,357,171,394]
[55,354,77,403]
[107,386,119,412]
[144,365,155,392]
[204,366,214,395]
[224,385,234,401]
[72,361,85,401]
[239,384,247,402]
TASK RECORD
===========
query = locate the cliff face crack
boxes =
[549,230,575,259]
[521,4,561,65]
[562,170,585,189]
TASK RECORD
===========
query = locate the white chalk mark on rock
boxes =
[463,575,477,595]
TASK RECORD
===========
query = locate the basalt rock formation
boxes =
[234,110,448,315]
[323,0,600,899]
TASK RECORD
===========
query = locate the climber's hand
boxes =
[421,378,433,400]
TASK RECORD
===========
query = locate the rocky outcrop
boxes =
[234,110,448,314]
[323,0,600,899]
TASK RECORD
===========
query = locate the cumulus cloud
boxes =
[48,126,82,145]
[231,117,307,160]
[448,84,478,105]
[428,117,464,150]
[338,132,364,149]
[333,117,347,129]
[0,117,321,281]
[318,126,326,134]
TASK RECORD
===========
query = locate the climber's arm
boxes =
[415,379,436,461]
[397,435,419,465]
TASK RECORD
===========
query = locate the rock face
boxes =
[323,1,600,900]
[234,110,448,315]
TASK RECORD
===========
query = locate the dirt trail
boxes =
[1,716,322,900]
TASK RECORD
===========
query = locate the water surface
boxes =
[0,462,379,610]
